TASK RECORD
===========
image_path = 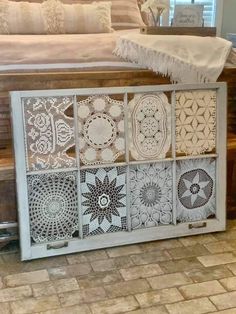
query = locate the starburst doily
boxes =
[176,158,216,222]
[81,167,127,237]
[128,93,171,160]
[130,163,173,229]
[23,96,75,171]
[78,95,125,165]
[28,172,78,243]
[175,90,216,156]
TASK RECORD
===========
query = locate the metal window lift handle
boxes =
[47,241,68,250]
[189,222,207,229]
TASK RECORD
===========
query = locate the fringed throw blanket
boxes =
[114,33,232,83]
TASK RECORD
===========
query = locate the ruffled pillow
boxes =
[79,0,145,30]
[0,0,113,34]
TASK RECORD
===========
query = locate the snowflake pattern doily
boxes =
[175,90,216,156]
[176,158,216,223]
[81,167,127,237]
[128,93,171,160]
[28,172,78,243]
[130,163,173,229]
[78,95,125,165]
[23,96,75,171]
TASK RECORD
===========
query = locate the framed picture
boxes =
[173,4,204,27]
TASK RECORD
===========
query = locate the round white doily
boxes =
[176,158,216,222]
[83,113,116,149]
[130,163,173,229]
[78,95,125,165]
[28,172,78,243]
[81,167,127,237]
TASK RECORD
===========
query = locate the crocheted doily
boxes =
[23,96,75,171]
[128,93,171,160]
[176,158,216,222]
[81,167,127,237]
[78,95,125,165]
[130,163,173,229]
[28,172,78,243]
[176,90,216,155]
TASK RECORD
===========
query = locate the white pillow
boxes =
[63,1,113,34]
[0,0,113,34]
[79,0,145,30]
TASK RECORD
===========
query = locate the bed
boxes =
[0,0,236,245]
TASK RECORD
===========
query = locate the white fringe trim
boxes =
[114,37,213,84]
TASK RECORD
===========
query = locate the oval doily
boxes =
[128,93,171,161]
[28,172,78,243]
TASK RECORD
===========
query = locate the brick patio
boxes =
[1,221,236,313]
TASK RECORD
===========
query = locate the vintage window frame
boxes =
[11,82,227,260]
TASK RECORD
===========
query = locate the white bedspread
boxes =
[114,33,233,83]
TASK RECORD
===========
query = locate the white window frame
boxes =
[11,82,227,261]
[215,0,223,36]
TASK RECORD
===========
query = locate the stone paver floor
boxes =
[2,221,236,313]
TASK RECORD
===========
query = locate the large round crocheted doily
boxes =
[83,113,117,149]
[78,95,125,165]
[81,167,127,237]
[176,158,216,222]
[28,172,78,243]
[130,163,173,229]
